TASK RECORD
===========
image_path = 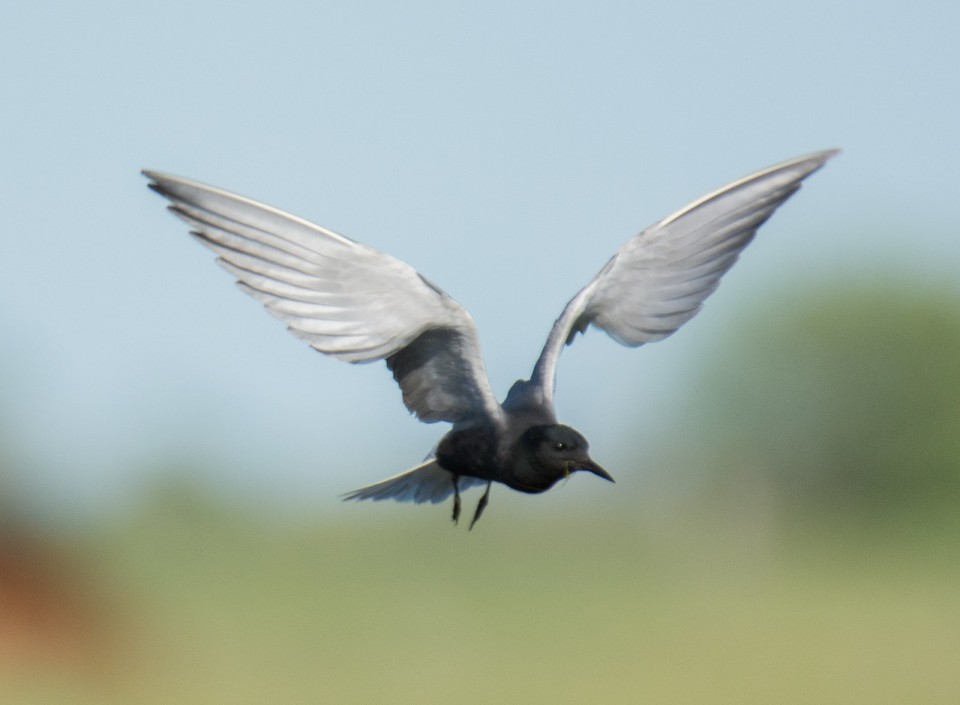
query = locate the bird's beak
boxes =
[577,459,615,483]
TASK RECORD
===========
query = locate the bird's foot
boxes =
[469,482,492,530]
[452,477,461,525]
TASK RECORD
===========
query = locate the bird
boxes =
[144,149,837,528]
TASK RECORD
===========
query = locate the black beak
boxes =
[577,459,615,483]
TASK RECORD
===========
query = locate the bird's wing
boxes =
[144,171,503,426]
[342,458,485,504]
[526,149,838,410]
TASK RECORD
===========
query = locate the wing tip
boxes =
[142,169,169,188]
[803,147,842,171]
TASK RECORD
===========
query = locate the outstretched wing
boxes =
[144,171,502,426]
[526,149,838,411]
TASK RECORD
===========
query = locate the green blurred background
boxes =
[2,278,958,704]
[3,1,960,703]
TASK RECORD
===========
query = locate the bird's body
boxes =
[144,149,837,527]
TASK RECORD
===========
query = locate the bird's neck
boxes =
[504,439,565,494]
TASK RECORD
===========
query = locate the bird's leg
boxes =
[469,482,492,530]
[451,475,461,525]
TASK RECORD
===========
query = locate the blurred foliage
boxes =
[692,279,960,520]
[1,482,959,705]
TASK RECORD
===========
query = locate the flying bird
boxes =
[144,149,837,528]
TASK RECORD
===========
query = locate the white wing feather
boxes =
[144,171,502,426]
[526,149,839,411]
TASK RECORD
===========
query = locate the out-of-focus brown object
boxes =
[0,520,109,671]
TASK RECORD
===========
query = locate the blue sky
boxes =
[1,1,958,513]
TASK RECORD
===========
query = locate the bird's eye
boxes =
[554,442,570,452]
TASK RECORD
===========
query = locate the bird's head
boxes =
[517,424,614,487]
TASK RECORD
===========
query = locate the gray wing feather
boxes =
[144,171,502,426]
[342,459,485,504]
[529,149,839,409]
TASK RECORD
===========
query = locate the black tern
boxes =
[144,149,837,527]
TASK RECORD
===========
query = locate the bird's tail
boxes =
[343,459,484,504]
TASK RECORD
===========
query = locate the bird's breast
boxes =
[435,426,501,480]
[500,474,562,494]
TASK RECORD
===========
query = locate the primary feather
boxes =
[143,171,503,427]
[527,149,838,412]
